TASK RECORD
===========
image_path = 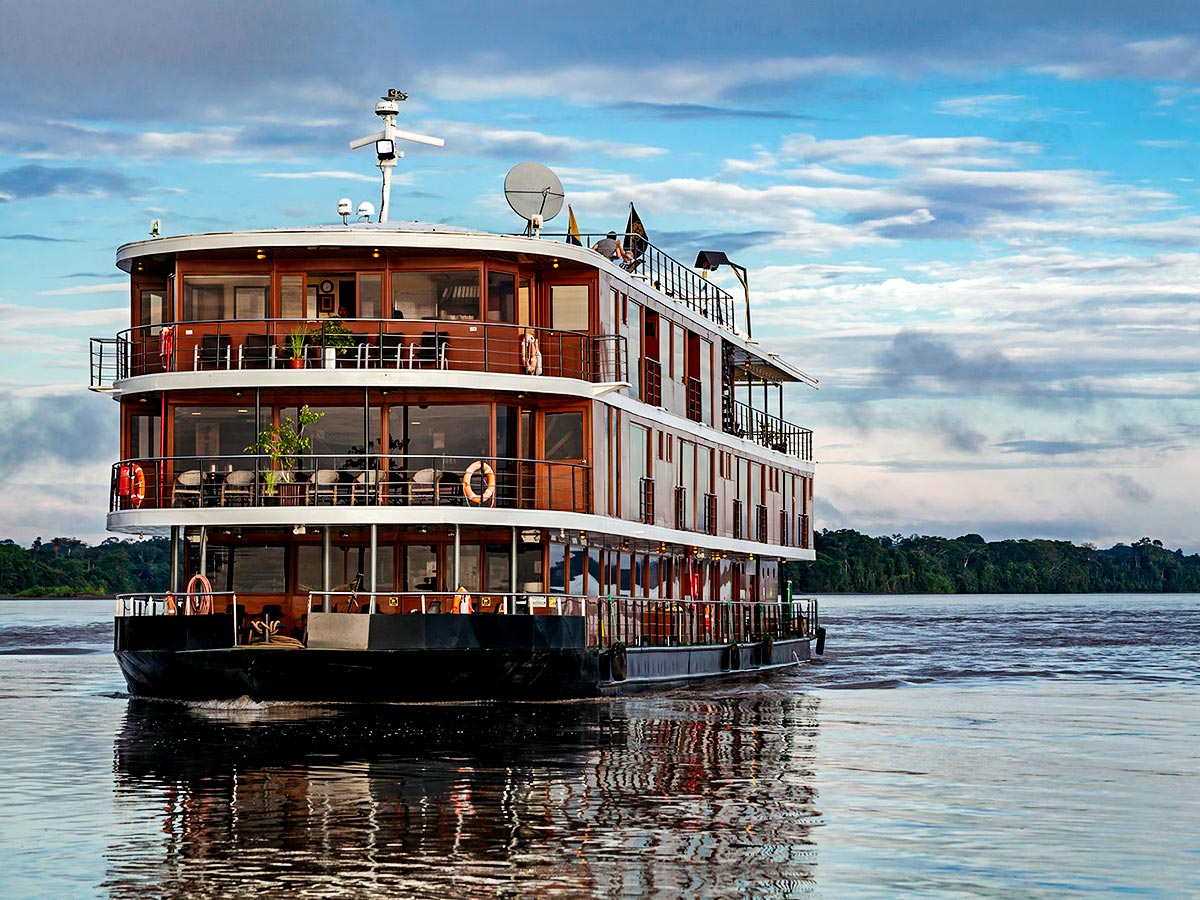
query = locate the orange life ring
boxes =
[520,333,542,376]
[185,573,213,615]
[461,460,496,505]
[129,463,146,509]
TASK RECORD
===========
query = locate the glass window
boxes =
[297,544,323,593]
[628,302,641,399]
[487,271,516,323]
[588,547,602,595]
[391,271,480,320]
[285,405,378,472]
[568,547,587,594]
[699,338,712,425]
[518,536,543,592]
[182,275,270,321]
[138,289,168,327]
[393,404,491,469]
[619,552,632,596]
[647,555,659,599]
[548,542,567,592]
[550,284,589,330]
[544,411,583,460]
[360,274,382,319]
[281,275,308,319]
[518,276,532,327]
[405,545,438,592]
[174,406,257,464]
[486,543,511,592]
[698,445,712,496]
[203,545,286,593]
[626,423,648,519]
[130,414,160,459]
[456,545,480,592]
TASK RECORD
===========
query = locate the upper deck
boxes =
[94,224,816,461]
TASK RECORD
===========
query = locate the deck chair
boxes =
[239,334,275,369]
[311,468,341,505]
[350,470,378,505]
[414,332,448,368]
[407,467,438,505]
[221,469,255,506]
[172,469,203,507]
[378,333,406,368]
[195,334,231,369]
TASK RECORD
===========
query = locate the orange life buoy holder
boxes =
[520,332,543,376]
[185,573,214,615]
[128,463,146,509]
[164,592,177,615]
[461,460,496,506]
[454,585,474,614]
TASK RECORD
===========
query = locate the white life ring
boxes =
[129,463,146,509]
[521,333,542,376]
[461,460,496,505]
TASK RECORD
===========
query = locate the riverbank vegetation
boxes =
[0,537,169,597]
[1,531,1197,597]
[783,530,1200,593]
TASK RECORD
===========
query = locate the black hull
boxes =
[114,638,812,703]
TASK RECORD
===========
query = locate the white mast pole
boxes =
[349,90,445,224]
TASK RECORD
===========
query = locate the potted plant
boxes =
[312,317,356,367]
[286,326,308,369]
[245,405,324,496]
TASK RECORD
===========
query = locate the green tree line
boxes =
[0,537,170,597]
[783,530,1200,593]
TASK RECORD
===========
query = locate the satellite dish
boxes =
[504,163,565,228]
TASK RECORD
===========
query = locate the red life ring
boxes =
[520,333,542,376]
[185,573,214,615]
[461,460,496,505]
[129,464,146,509]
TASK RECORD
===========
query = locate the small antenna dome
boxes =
[357,201,376,221]
[337,198,352,215]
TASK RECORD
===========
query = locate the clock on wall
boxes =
[319,279,334,294]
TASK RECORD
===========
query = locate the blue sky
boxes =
[1,0,1198,550]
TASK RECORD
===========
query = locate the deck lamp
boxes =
[375,139,397,160]
[695,250,751,338]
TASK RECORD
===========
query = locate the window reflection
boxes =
[174,406,257,461]
[182,276,269,321]
[391,271,480,320]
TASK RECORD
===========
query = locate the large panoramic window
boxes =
[391,404,491,467]
[391,271,480,320]
[173,406,257,462]
[201,545,286,594]
[182,275,270,321]
[282,405,380,470]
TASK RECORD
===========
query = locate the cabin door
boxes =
[539,409,587,512]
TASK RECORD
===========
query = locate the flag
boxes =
[625,203,647,260]
[566,204,581,246]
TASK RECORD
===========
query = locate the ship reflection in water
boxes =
[107,693,821,898]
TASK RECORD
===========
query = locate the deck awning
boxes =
[727,343,819,389]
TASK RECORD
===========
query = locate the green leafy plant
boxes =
[245,405,324,494]
[286,326,308,361]
[312,318,355,354]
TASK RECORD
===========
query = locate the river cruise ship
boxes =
[89,96,821,701]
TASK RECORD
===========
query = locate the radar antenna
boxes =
[349,90,445,223]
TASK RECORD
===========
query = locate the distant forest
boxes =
[0,537,169,598]
[782,530,1200,594]
[1,531,1198,598]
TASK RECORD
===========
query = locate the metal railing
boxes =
[725,398,813,461]
[543,233,737,332]
[93,318,627,385]
[115,589,818,653]
[598,595,814,649]
[110,453,591,514]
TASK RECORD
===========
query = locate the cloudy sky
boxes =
[1,0,1198,550]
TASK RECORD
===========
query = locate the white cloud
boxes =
[257,170,380,183]
[936,94,1025,117]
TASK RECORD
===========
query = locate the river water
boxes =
[0,594,1195,899]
